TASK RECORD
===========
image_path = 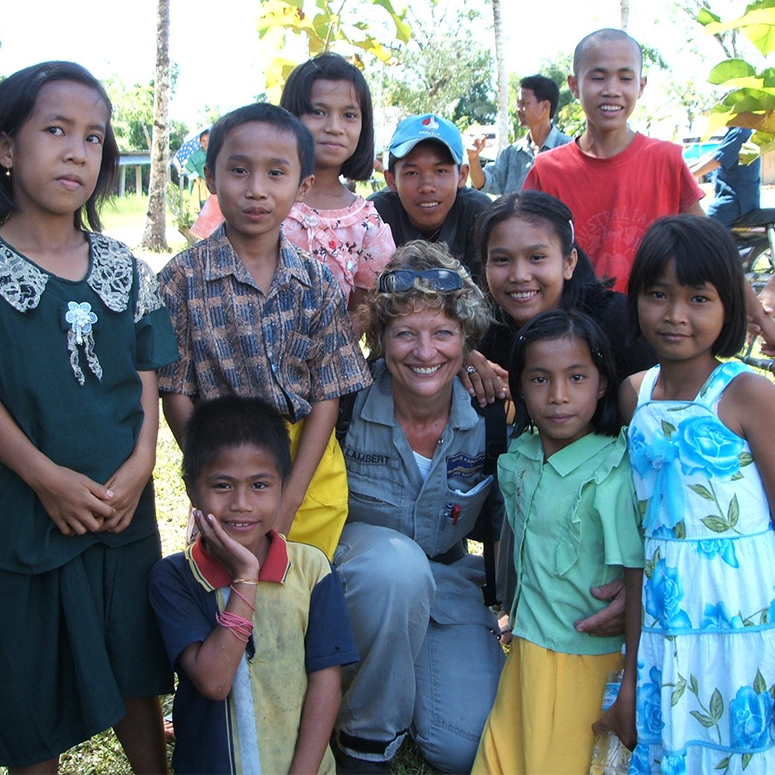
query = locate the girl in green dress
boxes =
[0,62,178,773]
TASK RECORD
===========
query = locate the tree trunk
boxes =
[620,0,630,31]
[491,0,509,154]
[141,0,170,252]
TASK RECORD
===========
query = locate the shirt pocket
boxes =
[347,475,407,535]
[429,474,493,557]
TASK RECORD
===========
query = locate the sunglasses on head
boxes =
[378,268,463,294]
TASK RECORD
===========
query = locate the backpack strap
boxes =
[470,398,507,607]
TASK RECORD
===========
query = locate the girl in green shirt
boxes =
[473,309,643,775]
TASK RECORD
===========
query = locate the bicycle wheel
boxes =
[743,241,775,294]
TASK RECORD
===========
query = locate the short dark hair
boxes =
[627,215,747,358]
[573,28,643,76]
[206,103,315,183]
[509,308,620,437]
[477,190,605,311]
[387,139,457,174]
[182,395,293,486]
[280,53,375,181]
[520,75,561,119]
[0,61,119,232]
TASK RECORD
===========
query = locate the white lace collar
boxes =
[0,232,134,314]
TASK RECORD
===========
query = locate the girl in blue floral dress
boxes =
[617,216,775,774]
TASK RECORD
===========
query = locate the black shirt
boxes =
[368,186,491,284]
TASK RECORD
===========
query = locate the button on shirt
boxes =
[343,360,499,559]
[479,124,572,196]
[499,430,643,655]
[157,224,372,422]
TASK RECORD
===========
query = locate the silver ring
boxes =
[466,366,477,375]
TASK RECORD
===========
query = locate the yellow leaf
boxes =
[257,0,313,36]
[265,56,302,98]
[707,109,735,135]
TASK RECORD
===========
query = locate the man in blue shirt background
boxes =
[466,74,571,196]
[690,126,761,226]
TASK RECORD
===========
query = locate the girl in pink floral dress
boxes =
[281,54,395,323]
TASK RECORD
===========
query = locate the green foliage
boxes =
[381,40,496,126]
[538,56,585,138]
[699,0,775,150]
[452,73,498,130]
[375,0,496,129]
[106,74,188,152]
[107,77,155,150]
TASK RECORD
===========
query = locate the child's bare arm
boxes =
[744,281,775,350]
[466,137,488,190]
[758,275,775,316]
[618,373,643,426]
[682,200,706,216]
[277,397,339,537]
[161,391,196,447]
[592,566,642,749]
[289,666,342,775]
[0,398,113,535]
[727,372,775,515]
[177,511,261,701]
[102,370,159,533]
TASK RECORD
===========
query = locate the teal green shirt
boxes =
[499,429,643,655]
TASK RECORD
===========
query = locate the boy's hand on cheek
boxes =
[194,509,261,579]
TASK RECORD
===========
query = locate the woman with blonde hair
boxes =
[333,241,505,773]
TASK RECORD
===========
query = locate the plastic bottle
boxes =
[589,664,632,775]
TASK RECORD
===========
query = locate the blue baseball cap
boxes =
[389,114,464,165]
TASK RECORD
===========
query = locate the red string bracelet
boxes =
[216,611,253,642]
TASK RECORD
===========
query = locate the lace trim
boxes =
[0,242,49,312]
[87,233,134,312]
[0,234,139,313]
[134,258,165,323]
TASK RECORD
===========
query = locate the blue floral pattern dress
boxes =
[628,362,775,775]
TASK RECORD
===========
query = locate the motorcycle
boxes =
[732,207,775,293]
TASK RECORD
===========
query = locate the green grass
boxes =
[100,193,190,263]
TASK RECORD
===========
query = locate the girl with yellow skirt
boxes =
[472,309,643,775]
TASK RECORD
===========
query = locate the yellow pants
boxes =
[285,420,348,560]
[472,637,621,775]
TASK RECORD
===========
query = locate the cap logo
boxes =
[422,116,440,131]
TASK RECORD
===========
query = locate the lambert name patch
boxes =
[344,449,394,467]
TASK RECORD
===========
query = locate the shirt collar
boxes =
[516,123,562,154]
[202,224,310,290]
[544,124,563,149]
[510,429,622,476]
[185,529,291,591]
[361,359,479,431]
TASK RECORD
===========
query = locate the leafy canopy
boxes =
[700,0,775,152]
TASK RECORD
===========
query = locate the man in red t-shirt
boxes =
[524,28,703,292]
